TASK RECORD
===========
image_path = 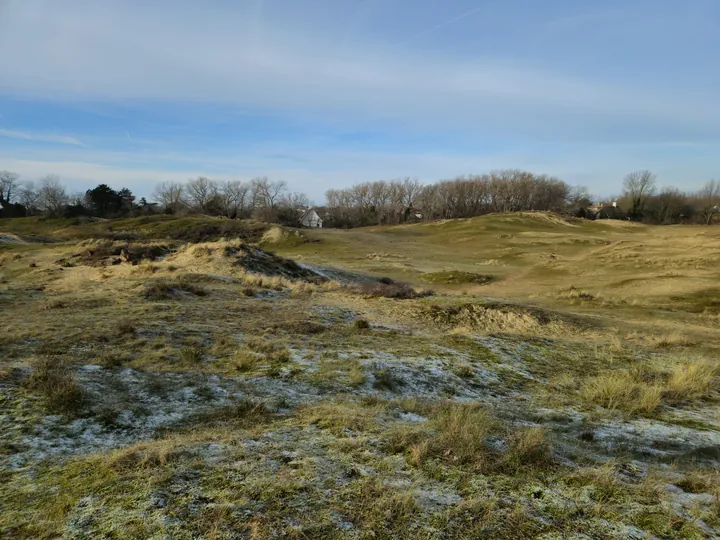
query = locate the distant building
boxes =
[588,201,625,220]
[298,208,323,228]
[403,205,423,222]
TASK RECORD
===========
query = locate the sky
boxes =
[0,0,718,202]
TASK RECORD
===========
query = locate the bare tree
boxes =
[153,181,185,212]
[622,170,656,220]
[38,175,68,216]
[283,191,310,210]
[251,177,287,209]
[698,180,720,225]
[18,181,41,214]
[185,176,218,213]
[218,180,250,218]
[0,170,20,205]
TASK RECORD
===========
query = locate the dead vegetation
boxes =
[142,278,208,299]
[23,357,87,414]
[346,280,433,300]
[2,213,720,538]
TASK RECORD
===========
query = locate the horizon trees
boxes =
[1,169,719,226]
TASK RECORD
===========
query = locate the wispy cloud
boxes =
[0,1,717,139]
[0,128,85,147]
[399,1,495,45]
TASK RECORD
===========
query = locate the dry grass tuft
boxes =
[501,427,553,472]
[581,373,662,415]
[142,279,208,300]
[116,318,136,337]
[431,402,497,465]
[24,357,87,414]
[106,440,187,472]
[354,318,370,331]
[664,361,718,404]
[180,346,205,364]
[372,367,403,391]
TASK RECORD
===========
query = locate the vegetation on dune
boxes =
[1,212,719,538]
[422,270,495,285]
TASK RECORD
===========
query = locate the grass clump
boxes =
[500,426,553,473]
[372,367,404,392]
[664,361,717,404]
[142,279,207,300]
[430,402,497,465]
[24,357,87,415]
[195,397,271,426]
[116,318,136,337]
[354,318,370,331]
[348,363,366,387]
[98,351,124,369]
[581,372,662,415]
[180,346,205,363]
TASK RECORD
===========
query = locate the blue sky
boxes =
[0,0,718,201]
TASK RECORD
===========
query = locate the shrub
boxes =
[373,368,403,391]
[422,271,494,285]
[354,319,370,331]
[24,357,87,414]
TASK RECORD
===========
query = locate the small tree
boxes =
[85,184,122,217]
[622,170,656,221]
[38,175,68,216]
[0,171,20,205]
[153,181,185,213]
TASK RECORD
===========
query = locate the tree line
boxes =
[326,170,720,227]
[1,169,718,226]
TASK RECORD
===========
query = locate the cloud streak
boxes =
[0,128,85,146]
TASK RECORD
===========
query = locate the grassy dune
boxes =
[1,213,719,538]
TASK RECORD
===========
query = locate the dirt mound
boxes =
[420,301,586,334]
[422,271,494,285]
[64,241,172,267]
[230,245,326,282]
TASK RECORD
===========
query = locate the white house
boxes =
[299,208,323,228]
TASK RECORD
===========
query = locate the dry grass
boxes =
[142,278,208,300]
[180,346,205,363]
[346,281,433,300]
[106,440,186,472]
[24,357,87,414]
[501,426,554,472]
[664,361,718,404]
[581,373,663,415]
[430,402,497,465]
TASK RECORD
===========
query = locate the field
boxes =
[1,212,719,539]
